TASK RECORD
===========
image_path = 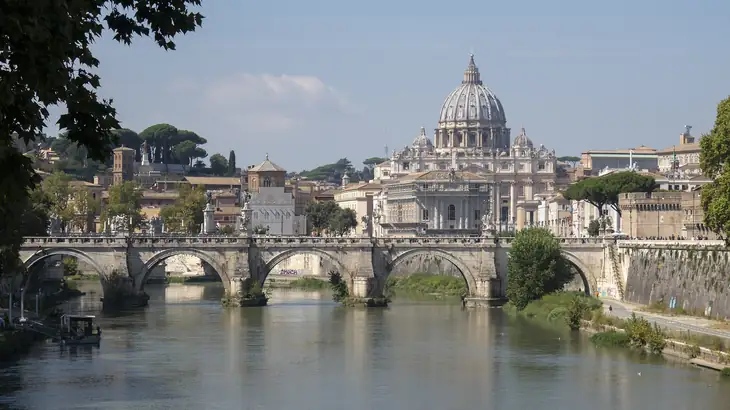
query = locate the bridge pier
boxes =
[462,277,506,308]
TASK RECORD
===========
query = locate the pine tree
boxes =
[227,150,237,176]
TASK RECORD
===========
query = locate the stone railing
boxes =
[617,239,726,249]
[250,236,372,245]
[22,236,128,246]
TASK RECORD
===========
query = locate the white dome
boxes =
[411,127,433,150]
[513,127,533,148]
[438,54,506,125]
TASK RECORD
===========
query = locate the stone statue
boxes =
[480,212,495,237]
[206,191,213,205]
[148,216,163,235]
[47,212,62,235]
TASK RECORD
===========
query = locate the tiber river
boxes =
[1,282,730,410]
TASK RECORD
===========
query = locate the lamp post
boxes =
[19,287,25,320]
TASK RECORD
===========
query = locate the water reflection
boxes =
[1,284,730,410]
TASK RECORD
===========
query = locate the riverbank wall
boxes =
[0,330,45,361]
[617,242,730,319]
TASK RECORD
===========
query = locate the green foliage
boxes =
[547,307,569,323]
[219,225,235,234]
[42,171,74,228]
[504,292,602,322]
[304,201,358,235]
[227,151,237,176]
[624,313,666,354]
[0,1,203,277]
[68,186,101,232]
[721,368,730,377]
[506,228,573,310]
[140,124,207,164]
[102,181,145,233]
[557,156,580,167]
[384,274,467,298]
[587,219,600,237]
[565,295,589,330]
[299,158,359,182]
[590,331,630,348]
[288,277,330,290]
[62,258,79,277]
[209,153,228,176]
[328,208,358,236]
[253,225,270,235]
[159,184,206,233]
[563,172,656,216]
[328,270,349,303]
[699,97,730,242]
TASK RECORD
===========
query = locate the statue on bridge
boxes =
[480,212,495,237]
[148,216,163,235]
[47,212,63,235]
[237,191,252,236]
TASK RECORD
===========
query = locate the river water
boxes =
[1,282,729,410]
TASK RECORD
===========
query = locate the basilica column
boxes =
[493,183,501,225]
[509,182,517,226]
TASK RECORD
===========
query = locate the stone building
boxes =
[377,54,558,232]
[112,146,135,185]
[247,155,306,235]
[579,145,658,175]
[681,190,720,239]
[657,126,701,176]
[375,170,490,236]
[334,180,382,236]
[619,192,684,238]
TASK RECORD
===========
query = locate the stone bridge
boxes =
[19,235,608,307]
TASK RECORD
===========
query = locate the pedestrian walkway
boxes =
[601,298,730,340]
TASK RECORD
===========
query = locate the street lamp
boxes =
[19,287,25,320]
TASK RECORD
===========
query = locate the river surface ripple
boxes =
[1,283,729,410]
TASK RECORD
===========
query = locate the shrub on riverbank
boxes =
[504,292,601,325]
[289,277,330,290]
[328,271,349,303]
[506,228,574,310]
[384,274,467,299]
[590,331,630,347]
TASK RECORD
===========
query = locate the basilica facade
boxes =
[375,54,559,234]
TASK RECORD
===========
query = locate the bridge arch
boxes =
[561,251,591,295]
[21,248,108,295]
[262,249,349,286]
[387,249,476,293]
[141,248,230,291]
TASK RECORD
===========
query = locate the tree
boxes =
[112,128,143,161]
[699,97,730,241]
[159,184,206,233]
[0,1,204,278]
[227,150,237,176]
[102,182,145,233]
[328,208,358,236]
[363,157,388,169]
[41,171,74,230]
[193,159,206,169]
[173,140,207,166]
[587,219,600,237]
[68,187,101,233]
[209,154,229,176]
[506,228,572,310]
[305,201,340,234]
[563,171,656,217]
[558,156,581,167]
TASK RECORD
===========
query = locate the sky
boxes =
[46,0,730,172]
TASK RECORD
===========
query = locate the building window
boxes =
[422,209,429,221]
[263,177,271,187]
[403,162,410,170]
[501,162,509,170]
[448,204,456,221]
[538,161,545,170]
[474,209,481,221]
[397,204,403,222]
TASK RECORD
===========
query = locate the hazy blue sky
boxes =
[48,0,730,171]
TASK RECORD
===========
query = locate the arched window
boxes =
[448,204,456,221]
[263,177,271,187]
